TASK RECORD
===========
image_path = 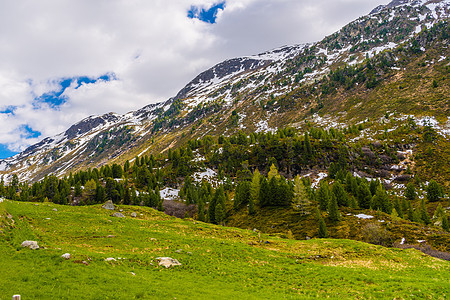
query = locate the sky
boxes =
[0,0,389,159]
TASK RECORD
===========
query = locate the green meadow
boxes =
[0,200,448,299]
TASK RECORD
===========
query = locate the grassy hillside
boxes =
[0,200,449,299]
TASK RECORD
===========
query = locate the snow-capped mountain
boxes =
[1,0,449,183]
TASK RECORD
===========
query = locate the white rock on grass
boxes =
[156,257,182,268]
[105,257,116,262]
[61,253,71,259]
[131,212,137,218]
[21,241,39,249]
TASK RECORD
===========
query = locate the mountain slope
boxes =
[1,0,449,183]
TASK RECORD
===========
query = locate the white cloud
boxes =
[0,0,388,155]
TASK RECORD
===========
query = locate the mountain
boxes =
[1,0,449,183]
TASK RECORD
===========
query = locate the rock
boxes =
[131,212,137,218]
[156,257,182,268]
[21,241,39,250]
[105,257,116,262]
[175,249,183,253]
[119,209,123,212]
[102,200,115,210]
[305,236,311,240]
[52,208,58,211]
[61,253,71,259]
[112,212,125,218]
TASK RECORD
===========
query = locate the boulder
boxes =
[112,212,125,218]
[52,208,58,211]
[156,257,182,268]
[21,241,39,250]
[61,253,71,259]
[102,200,115,210]
[131,212,137,218]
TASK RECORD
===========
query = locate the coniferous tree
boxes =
[371,186,392,214]
[249,170,260,215]
[293,175,309,213]
[357,182,372,209]
[328,194,340,223]
[197,198,206,222]
[317,181,331,211]
[369,179,379,196]
[426,180,441,202]
[318,217,328,238]
[420,198,430,225]
[442,215,449,232]
[259,177,270,207]
[405,182,416,200]
[332,181,348,207]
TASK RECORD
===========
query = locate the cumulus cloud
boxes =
[0,0,388,156]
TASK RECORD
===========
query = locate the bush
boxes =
[361,223,392,247]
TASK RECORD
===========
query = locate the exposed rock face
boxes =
[102,200,115,210]
[21,241,39,250]
[112,212,125,218]
[156,257,182,268]
[65,113,120,140]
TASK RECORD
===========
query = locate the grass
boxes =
[0,200,449,299]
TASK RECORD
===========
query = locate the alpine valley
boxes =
[0,1,449,299]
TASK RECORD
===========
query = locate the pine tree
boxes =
[405,182,416,200]
[371,186,392,214]
[420,198,430,225]
[357,182,371,209]
[442,215,449,232]
[426,180,441,202]
[293,175,309,213]
[259,177,269,207]
[197,197,206,222]
[267,164,280,180]
[332,181,348,207]
[317,181,331,211]
[318,213,328,238]
[432,203,445,222]
[328,194,340,223]
[249,170,260,215]
[369,179,379,196]
[215,202,225,225]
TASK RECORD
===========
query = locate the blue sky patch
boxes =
[0,144,17,159]
[188,2,225,24]
[0,105,17,115]
[20,125,41,139]
[34,73,116,109]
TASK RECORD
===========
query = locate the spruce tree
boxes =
[318,216,328,238]
[426,180,441,202]
[259,177,269,207]
[405,182,416,200]
[442,215,449,232]
[371,186,392,214]
[249,170,260,214]
[328,194,340,223]
[317,181,331,211]
[293,175,309,213]
[420,198,430,225]
[332,181,348,207]
[357,182,371,209]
